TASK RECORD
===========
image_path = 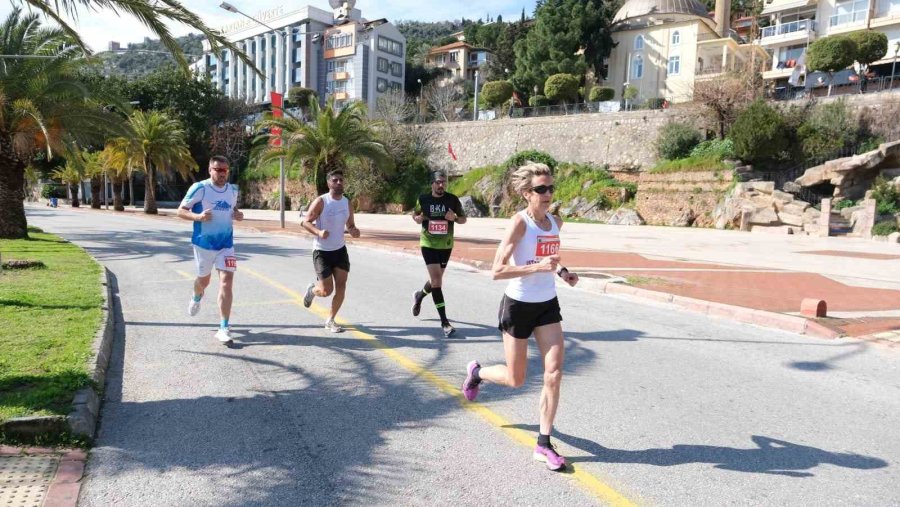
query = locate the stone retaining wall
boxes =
[633,170,734,227]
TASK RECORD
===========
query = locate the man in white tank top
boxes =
[300,170,360,332]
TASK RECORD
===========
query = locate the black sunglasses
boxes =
[530,184,555,195]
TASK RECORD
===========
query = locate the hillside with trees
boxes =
[96,33,205,78]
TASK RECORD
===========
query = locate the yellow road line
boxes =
[242,266,638,506]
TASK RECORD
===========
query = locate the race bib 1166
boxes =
[535,235,560,258]
[428,220,449,235]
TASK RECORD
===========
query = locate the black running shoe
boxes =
[412,291,424,317]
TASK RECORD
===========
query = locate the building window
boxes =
[634,35,644,50]
[831,0,867,26]
[391,62,402,77]
[377,57,389,73]
[631,54,643,79]
[668,55,681,75]
[390,81,402,92]
[435,54,446,65]
[326,32,353,49]
[294,27,304,42]
[671,31,680,46]
[377,36,403,57]
[449,51,459,62]
[295,48,303,63]
[376,77,388,92]
[294,67,303,83]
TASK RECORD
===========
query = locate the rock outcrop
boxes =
[795,140,900,199]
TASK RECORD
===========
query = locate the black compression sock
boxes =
[422,281,432,295]
[537,433,552,448]
[432,287,448,325]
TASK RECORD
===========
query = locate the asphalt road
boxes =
[25,207,900,506]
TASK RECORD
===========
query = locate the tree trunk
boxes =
[144,165,158,214]
[90,176,102,209]
[112,179,124,211]
[69,184,80,207]
[0,139,28,239]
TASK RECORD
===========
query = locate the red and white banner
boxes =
[270,92,283,147]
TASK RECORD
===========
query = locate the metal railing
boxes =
[769,75,900,101]
[829,11,866,27]
[761,19,816,39]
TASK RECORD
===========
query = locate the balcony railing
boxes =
[761,19,816,39]
[829,11,866,27]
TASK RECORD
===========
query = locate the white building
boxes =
[191,1,406,113]
[759,0,900,93]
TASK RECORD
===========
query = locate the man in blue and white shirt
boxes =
[177,155,244,345]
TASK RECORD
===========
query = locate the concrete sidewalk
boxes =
[54,205,900,340]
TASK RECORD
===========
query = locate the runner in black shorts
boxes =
[411,170,466,337]
[461,162,579,471]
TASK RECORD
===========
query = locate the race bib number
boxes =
[428,220,449,235]
[535,235,560,258]
[224,256,237,269]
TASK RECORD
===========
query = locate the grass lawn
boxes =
[0,227,101,426]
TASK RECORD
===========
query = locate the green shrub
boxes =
[40,184,66,199]
[529,95,549,107]
[872,220,899,236]
[504,150,558,171]
[480,81,514,108]
[447,164,504,198]
[378,155,429,210]
[650,154,729,173]
[730,100,788,163]
[690,138,735,160]
[833,198,858,211]
[623,85,638,101]
[798,100,858,160]
[589,86,614,102]
[657,122,702,160]
[544,73,579,104]
[857,135,884,154]
[848,30,888,68]
[871,175,899,215]
[552,162,634,209]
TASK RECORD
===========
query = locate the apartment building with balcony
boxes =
[425,41,493,85]
[191,2,405,114]
[758,0,900,90]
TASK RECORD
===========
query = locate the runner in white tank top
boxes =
[460,162,579,472]
[299,170,360,332]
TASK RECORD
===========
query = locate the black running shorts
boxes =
[497,294,562,339]
[313,246,350,279]
[421,247,452,268]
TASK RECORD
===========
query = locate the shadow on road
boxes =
[506,424,888,478]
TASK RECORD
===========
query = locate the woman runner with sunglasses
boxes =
[461,162,579,471]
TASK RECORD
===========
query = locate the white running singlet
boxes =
[505,210,560,303]
[312,193,350,252]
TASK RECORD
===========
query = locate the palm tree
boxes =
[255,98,393,194]
[0,9,123,238]
[112,110,197,214]
[15,0,255,75]
[99,142,134,211]
[51,161,85,207]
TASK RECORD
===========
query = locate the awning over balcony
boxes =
[761,0,816,15]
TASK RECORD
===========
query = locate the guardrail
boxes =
[769,75,900,101]
[761,19,816,39]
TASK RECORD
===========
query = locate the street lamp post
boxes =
[417,78,423,123]
[891,42,900,92]
[473,70,479,121]
[220,2,291,227]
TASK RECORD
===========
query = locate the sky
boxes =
[0,0,538,53]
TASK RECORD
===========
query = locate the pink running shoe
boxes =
[533,444,567,471]
[462,360,482,401]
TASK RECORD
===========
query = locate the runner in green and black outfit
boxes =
[412,170,467,337]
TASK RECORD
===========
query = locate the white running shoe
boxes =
[303,282,315,308]
[325,319,344,333]
[188,297,201,317]
[215,327,233,344]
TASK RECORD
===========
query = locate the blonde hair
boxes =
[510,162,552,195]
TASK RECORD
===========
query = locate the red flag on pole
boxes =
[448,142,457,161]
[270,92,284,147]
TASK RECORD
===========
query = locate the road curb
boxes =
[580,278,844,340]
[1,266,114,441]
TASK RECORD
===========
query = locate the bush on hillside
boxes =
[872,220,899,236]
[589,86,615,102]
[504,150,558,171]
[690,138,735,160]
[544,73,580,104]
[730,100,788,164]
[797,100,859,160]
[529,95,549,107]
[657,122,702,160]
[871,175,900,215]
[480,81,514,108]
